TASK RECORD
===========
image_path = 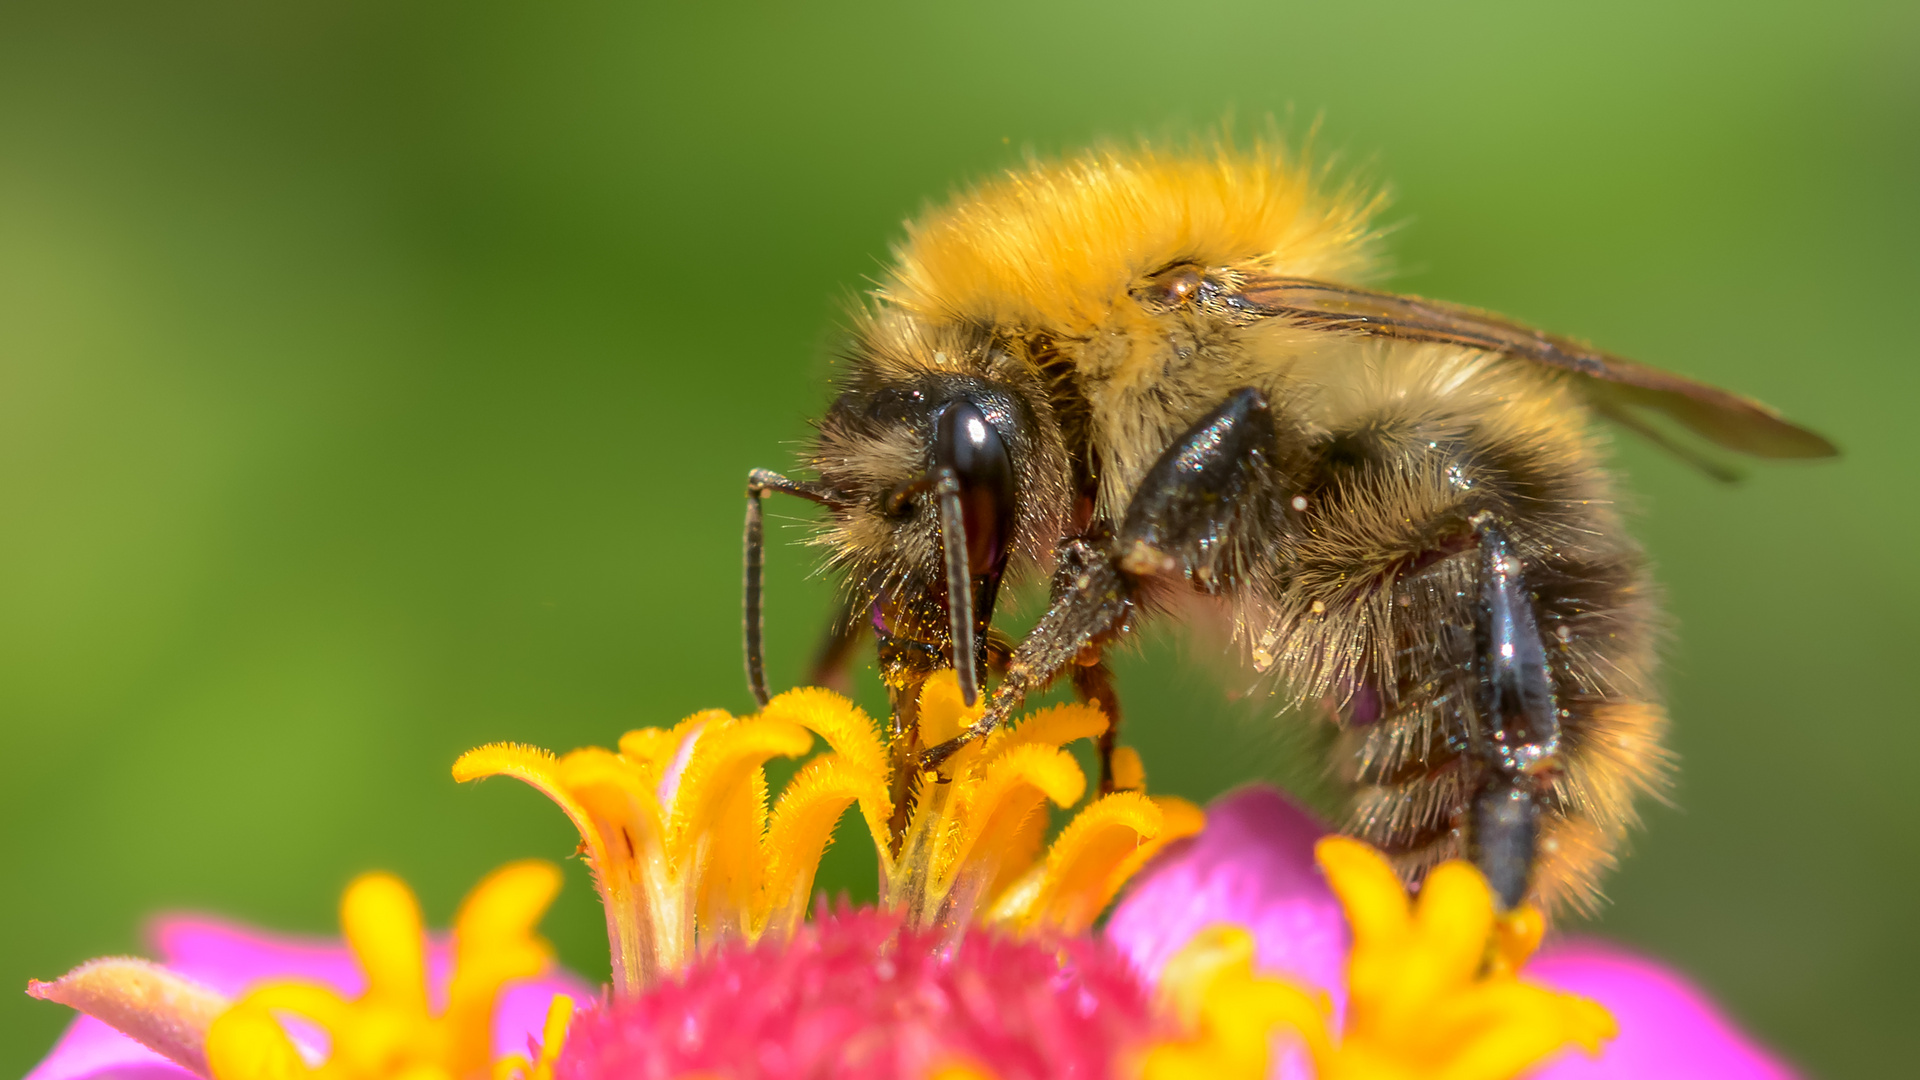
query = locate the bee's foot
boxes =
[918,733,972,773]
[917,715,1003,773]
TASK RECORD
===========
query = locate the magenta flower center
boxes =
[556,907,1161,1080]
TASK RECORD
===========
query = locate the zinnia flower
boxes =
[26,672,1794,1079]
[28,861,587,1080]
[1105,786,1803,1080]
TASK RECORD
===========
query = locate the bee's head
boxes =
[807,313,1073,697]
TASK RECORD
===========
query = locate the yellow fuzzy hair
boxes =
[880,141,1387,333]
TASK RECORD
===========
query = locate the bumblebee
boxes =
[742,142,1836,913]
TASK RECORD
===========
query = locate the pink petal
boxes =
[151,917,378,999]
[1105,786,1349,1002]
[23,1016,198,1080]
[27,916,593,1080]
[491,975,596,1062]
[1103,786,1347,1080]
[1529,939,1802,1080]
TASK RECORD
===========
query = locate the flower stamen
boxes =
[455,698,889,995]
[456,673,1201,990]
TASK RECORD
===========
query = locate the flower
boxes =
[27,862,588,1080]
[31,676,1772,1080]
[1107,786,1803,1080]
[544,808,1616,1080]
[451,673,1204,997]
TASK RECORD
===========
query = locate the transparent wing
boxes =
[1234,276,1838,465]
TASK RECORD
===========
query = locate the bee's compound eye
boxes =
[934,401,1015,572]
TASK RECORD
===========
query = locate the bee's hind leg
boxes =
[921,387,1287,773]
[1466,511,1565,910]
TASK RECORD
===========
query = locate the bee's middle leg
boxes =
[921,386,1286,770]
[1071,659,1123,793]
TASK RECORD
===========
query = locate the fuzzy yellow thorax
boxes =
[1140,838,1614,1080]
[455,673,1201,995]
[203,862,571,1080]
[883,140,1385,334]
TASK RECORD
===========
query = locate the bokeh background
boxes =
[2,1,1914,1074]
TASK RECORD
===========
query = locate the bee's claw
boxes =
[917,736,967,773]
[917,716,999,773]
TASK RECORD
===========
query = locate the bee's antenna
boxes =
[744,468,853,709]
[933,467,979,706]
[744,474,774,708]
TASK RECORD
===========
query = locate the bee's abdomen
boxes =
[1269,355,1672,915]
[1336,540,1669,915]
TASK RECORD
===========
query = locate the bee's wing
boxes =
[1237,276,1838,464]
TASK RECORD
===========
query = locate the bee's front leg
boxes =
[921,387,1287,771]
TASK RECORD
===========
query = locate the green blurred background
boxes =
[2,1,1913,1074]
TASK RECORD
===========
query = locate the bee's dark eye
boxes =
[934,401,1015,572]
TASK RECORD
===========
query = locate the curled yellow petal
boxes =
[977,798,1051,911]
[618,711,719,786]
[1490,905,1546,976]
[234,981,352,1032]
[204,862,566,1080]
[915,671,990,776]
[994,792,1181,934]
[339,872,429,1014]
[1314,835,1412,947]
[205,1002,313,1080]
[1110,745,1147,791]
[761,754,890,938]
[1425,982,1617,1080]
[983,701,1108,761]
[941,743,1086,890]
[1414,861,1498,982]
[666,716,813,858]
[916,671,980,745]
[453,860,561,962]
[757,687,893,846]
[454,744,612,881]
[444,861,561,1075]
[1139,925,1331,1080]
[758,687,887,777]
[1138,838,1620,1080]
[872,671,1191,932]
[666,716,814,939]
[1310,839,1619,1080]
[553,747,667,851]
[454,741,658,996]
[1048,794,1203,934]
